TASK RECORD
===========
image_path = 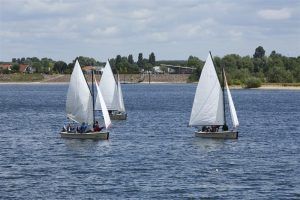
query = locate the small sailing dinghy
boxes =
[96,60,127,120]
[189,52,239,139]
[60,60,111,140]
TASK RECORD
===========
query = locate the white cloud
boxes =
[22,0,74,14]
[149,32,169,42]
[176,23,214,39]
[0,30,22,38]
[228,30,243,39]
[258,8,291,20]
[85,14,97,22]
[0,0,299,61]
[130,9,152,19]
[92,26,119,37]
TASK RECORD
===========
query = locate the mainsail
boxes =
[95,77,112,129]
[96,61,120,110]
[189,53,224,126]
[66,60,93,125]
[224,71,239,128]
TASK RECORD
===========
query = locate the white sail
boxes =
[96,61,120,110]
[117,74,126,112]
[95,77,112,129]
[189,54,224,126]
[224,71,239,128]
[66,60,93,125]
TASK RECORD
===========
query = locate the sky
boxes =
[0,0,299,62]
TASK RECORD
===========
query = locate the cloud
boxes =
[130,9,152,19]
[228,30,243,39]
[92,26,119,37]
[85,14,97,22]
[149,32,169,42]
[22,0,74,14]
[258,8,291,20]
[0,0,299,62]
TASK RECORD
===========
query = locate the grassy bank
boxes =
[261,83,300,87]
[0,73,44,82]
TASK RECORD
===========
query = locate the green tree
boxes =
[11,63,20,73]
[116,55,122,64]
[244,77,262,88]
[241,56,254,72]
[20,57,25,64]
[115,55,122,71]
[31,57,40,63]
[149,52,156,66]
[144,62,153,72]
[53,61,67,74]
[77,56,98,66]
[252,46,267,73]
[128,54,134,64]
[187,56,204,82]
[118,57,131,74]
[137,53,144,69]
[32,62,43,73]
[253,46,265,58]
[267,66,293,83]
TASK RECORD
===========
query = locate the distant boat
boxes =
[60,60,111,140]
[189,52,239,139]
[96,60,127,120]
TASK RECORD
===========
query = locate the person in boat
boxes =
[66,124,71,132]
[206,126,211,132]
[211,125,220,132]
[201,126,211,132]
[223,124,228,131]
[67,124,76,132]
[93,121,104,132]
[79,122,87,133]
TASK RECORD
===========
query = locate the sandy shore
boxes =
[0,82,69,85]
[1,81,300,90]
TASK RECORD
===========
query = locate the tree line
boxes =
[1,53,157,75]
[187,46,300,86]
[1,46,299,84]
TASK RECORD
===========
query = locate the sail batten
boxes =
[189,54,224,126]
[66,60,93,125]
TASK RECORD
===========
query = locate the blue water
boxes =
[0,84,299,199]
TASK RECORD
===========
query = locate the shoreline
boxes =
[0,81,300,90]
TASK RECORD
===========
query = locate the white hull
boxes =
[195,131,238,139]
[60,131,109,140]
[109,112,127,120]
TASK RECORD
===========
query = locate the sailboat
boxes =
[96,60,127,120]
[60,60,111,140]
[189,52,239,139]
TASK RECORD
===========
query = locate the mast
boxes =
[209,51,226,126]
[221,64,227,128]
[92,70,95,124]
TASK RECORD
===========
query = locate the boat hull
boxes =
[60,131,109,140]
[109,112,127,120]
[195,131,238,139]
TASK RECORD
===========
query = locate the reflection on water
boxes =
[192,137,226,152]
[62,139,111,151]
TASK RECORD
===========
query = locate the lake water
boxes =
[0,83,299,199]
